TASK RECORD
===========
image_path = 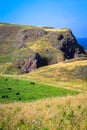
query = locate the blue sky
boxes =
[0,0,87,37]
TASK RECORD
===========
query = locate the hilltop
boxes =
[0,22,86,74]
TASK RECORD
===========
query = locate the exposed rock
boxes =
[17,28,47,43]
[22,35,28,41]
[0,23,87,74]
[60,36,85,59]
[48,31,86,59]
[16,30,86,73]
[57,34,64,40]
[16,53,48,73]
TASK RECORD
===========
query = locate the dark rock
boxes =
[16,53,48,73]
[22,35,28,41]
[48,30,86,60]
[34,53,47,68]
[59,36,86,59]
[57,34,64,40]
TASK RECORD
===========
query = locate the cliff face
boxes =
[48,30,85,59]
[0,23,86,73]
[16,53,48,73]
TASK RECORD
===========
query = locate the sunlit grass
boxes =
[0,22,87,130]
[0,92,87,130]
[23,60,87,90]
[0,76,78,103]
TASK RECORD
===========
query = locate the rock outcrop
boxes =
[16,53,48,73]
[59,36,85,59]
[48,30,86,59]
[16,28,47,44]
[0,23,86,74]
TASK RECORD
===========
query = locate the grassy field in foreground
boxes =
[0,93,87,130]
[0,60,87,130]
[0,76,78,103]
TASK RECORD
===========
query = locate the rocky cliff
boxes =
[0,23,86,73]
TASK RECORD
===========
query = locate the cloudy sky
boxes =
[0,0,87,37]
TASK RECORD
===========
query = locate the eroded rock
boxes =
[60,36,85,59]
[57,34,64,40]
[16,53,48,73]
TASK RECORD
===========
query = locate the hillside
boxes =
[22,59,87,90]
[0,22,86,74]
[0,22,87,130]
[0,93,87,130]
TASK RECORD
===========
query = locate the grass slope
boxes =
[0,23,87,130]
[0,23,35,63]
[0,76,78,103]
[24,59,87,90]
[0,93,87,130]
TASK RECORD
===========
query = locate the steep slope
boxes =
[0,22,86,74]
[24,59,87,90]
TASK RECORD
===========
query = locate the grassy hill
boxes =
[0,23,63,64]
[0,22,86,74]
[0,59,87,130]
[0,76,78,103]
[0,23,87,130]
[22,59,87,90]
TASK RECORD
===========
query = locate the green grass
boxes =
[0,76,79,103]
[0,64,21,75]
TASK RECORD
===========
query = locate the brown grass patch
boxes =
[0,93,87,130]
